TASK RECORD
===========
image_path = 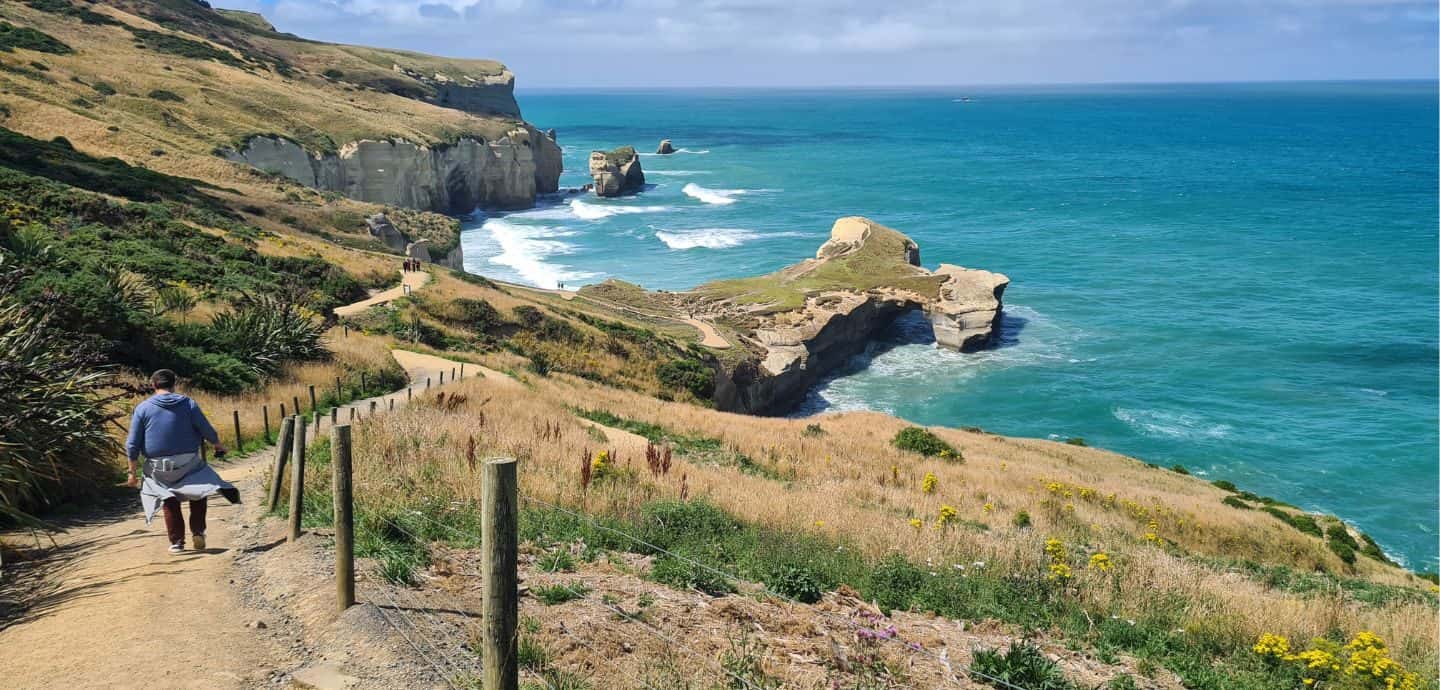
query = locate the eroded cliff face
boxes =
[588,146,645,197]
[225,125,561,213]
[695,217,1008,415]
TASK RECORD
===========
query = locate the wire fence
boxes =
[285,359,1032,690]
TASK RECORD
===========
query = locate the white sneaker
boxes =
[168,543,184,555]
[192,533,206,550]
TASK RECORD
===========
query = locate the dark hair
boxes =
[150,369,177,390]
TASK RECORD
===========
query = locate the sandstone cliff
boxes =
[225,127,561,213]
[690,217,1008,415]
[589,146,646,197]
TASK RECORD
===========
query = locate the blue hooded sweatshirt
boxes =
[125,393,220,461]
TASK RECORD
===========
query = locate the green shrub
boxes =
[1328,539,1357,565]
[892,426,961,460]
[0,271,120,525]
[1262,507,1322,537]
[1222,496,1253,510]
[452,297,504,332]
[656,358,714,399]
[0,22,72,54]
[322,68,344,79]
[1211,480,1237,492]
[650,554,734,596]
[1064,437,1087,446]
[516,634,550,671]
[126,27,246,68]
[147,89,185,103]
[1012,510,1033,529]
[868,554,924,614]
[802,423,826,437]
[532,583,589,605]
[969,641,1077,690]
[1169,464,1190,475]
[91,82,116,96]
[765,565,823,604]
[26,0,121,26]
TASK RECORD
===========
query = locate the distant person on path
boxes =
[125,369,240,554]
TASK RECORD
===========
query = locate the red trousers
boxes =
[161,497,207,546]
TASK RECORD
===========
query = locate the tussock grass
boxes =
[305,369,1434,687]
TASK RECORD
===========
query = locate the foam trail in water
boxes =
[646,170,710,177]
[1113,408,1232,440]
[682,183,748,205]
[640,148,710,156]
[569,198,671,220]
[654,227,759,250]
[482,219,596,290]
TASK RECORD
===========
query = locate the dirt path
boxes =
[683,316,731,349]
[0,347,478,690]
[333,269,431,317]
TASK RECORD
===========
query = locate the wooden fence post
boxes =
[287,416,307,542]
[292,396,302,420]
[440,371,445,385]
[232,410,242,451]
[309,385,318,414]
[451,367,456,382]
[460,363,465,379]
[263,405,271,443]
[426,377,431,391]
[336,376,342,400]
[331,407,338,426]
[360,372,367,395]
[369,400,377,416]
[407,387,412,402]
[481,457,519,690]
[349,407,356,422]
[389,398,394,412]
[332,423,355,611]
[267,416,294,511]
[280,402,288,419]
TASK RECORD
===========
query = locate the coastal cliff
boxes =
[225,127,561,213]
[689,217,1008,415]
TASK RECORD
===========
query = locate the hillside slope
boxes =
[0,0,560,212]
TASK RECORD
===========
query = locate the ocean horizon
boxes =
[463,80,1439,569]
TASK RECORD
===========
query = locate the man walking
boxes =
[125,369,240,554]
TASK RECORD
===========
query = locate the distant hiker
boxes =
[125,369,240,554]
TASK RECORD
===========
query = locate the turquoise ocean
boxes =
[462,82,1439,569]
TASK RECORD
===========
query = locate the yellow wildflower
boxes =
[1047,563,1073,581]
[908,518,923,530]
[982,502,994,514]
[936,504,958,529]
[1253,633,1291,658]
[590,450,611,478]
[921,472,938,494]
[1088,552,1112,572]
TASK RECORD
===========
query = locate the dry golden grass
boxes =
[115,330,400,452]
[335,368,1436,671]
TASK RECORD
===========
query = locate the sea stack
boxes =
[685,217,1008,414]
[656,139,676,154]
[589,146,646,197]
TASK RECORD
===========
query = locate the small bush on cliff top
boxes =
[656,358,714,399]
[892,426,960,460]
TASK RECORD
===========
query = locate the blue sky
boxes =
[213,1,1439,88]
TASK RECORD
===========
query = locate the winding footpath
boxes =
[0,282,476,689]
[334,269,430,318]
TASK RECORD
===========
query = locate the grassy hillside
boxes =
[285,364,1435,689]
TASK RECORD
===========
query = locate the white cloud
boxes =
[220,0,1437,86]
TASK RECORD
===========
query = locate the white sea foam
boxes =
[654,227,759,250]
[647,170,710,177]
[794,305,1074,417]
[682,183,747,205]
[1113,407,1233,440]
[640,148,710,156]
[569,198,671,220]
[481,219,597,290]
